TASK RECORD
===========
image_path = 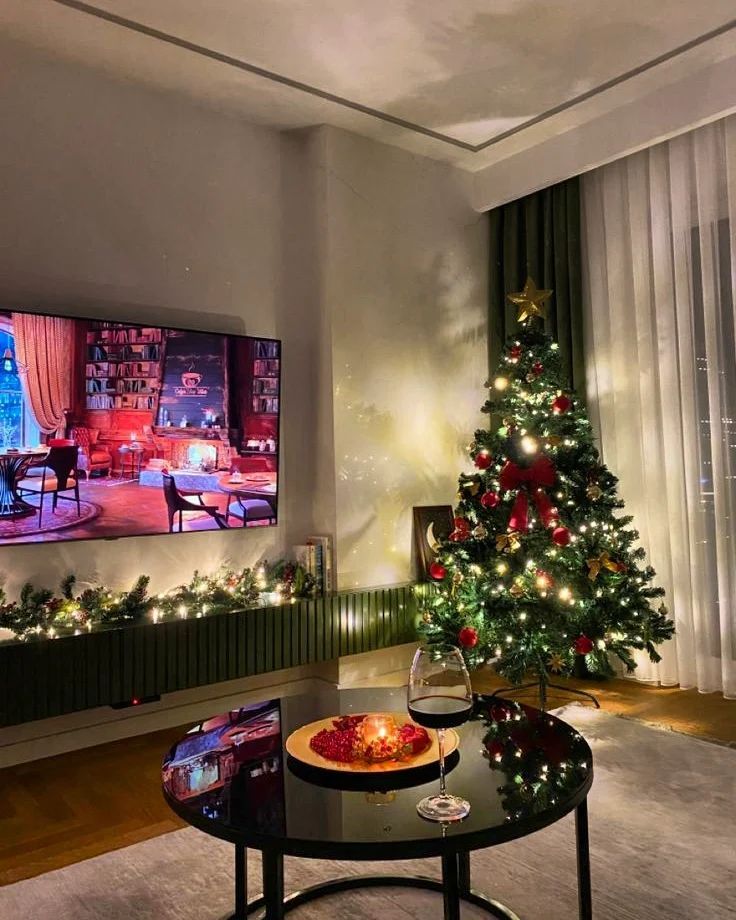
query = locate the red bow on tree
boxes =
[499,455,559,533]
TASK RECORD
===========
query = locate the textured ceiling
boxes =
[2,0,735,166]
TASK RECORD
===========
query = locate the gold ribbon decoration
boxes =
[586,551,624,581]
[496,531,521,554]
[506,277,553,324]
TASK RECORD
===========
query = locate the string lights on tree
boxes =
[420,277,674,691]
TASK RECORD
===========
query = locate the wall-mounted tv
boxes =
[0,310,280,544]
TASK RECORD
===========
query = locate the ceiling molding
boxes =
[49,0,736,154]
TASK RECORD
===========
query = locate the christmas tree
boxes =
[420,278,674,692]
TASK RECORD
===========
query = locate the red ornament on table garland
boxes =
[458,626,478,648]
[474,451,492,470]
[552,525,571,546]
[509,344,522,361]
[552,394,572,414]
[480,490,501,509]
[574,635,595,655]
[428,561,447,581]
[531,361,544,376]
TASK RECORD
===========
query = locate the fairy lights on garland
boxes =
[419,277,675,687]
[0,559,320,642]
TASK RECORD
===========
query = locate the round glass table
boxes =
[162,686,593,920]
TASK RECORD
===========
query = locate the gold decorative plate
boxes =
[285,712,459,774]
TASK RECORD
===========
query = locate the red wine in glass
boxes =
[408,695,473,730]
[408,644,473,822]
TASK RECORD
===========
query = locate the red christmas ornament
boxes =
[552,394,572,414]
[480,490,501,509]
[509,344,522,360]
[458,626,479,648]
[474,452,492,470]
[574,635,594,655]
[428,561,447,581]
[532,361,544,376]
[552,525,571,546]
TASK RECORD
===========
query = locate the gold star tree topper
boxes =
[507,277,553,324]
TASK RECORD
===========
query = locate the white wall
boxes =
[0,37,487,599]
[322,128,488,587]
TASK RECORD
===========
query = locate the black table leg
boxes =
[458,851,471,895]
[576,798,593,920]
[234,844,247,920]
[441,853,461,920]
[263,850,285,920]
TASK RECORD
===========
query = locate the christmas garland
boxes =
[0,559,319,642]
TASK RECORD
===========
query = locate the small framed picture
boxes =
[413,505,454,580]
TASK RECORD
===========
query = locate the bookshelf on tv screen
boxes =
[0,310,280,544]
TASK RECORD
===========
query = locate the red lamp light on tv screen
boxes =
[0,311,281,545]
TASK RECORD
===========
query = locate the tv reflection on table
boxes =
[162,699,285,833]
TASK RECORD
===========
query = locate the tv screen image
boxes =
[0,311,280,544]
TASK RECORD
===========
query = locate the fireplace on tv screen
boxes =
[0,310,281,544]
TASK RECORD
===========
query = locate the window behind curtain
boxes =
[0,319,41,447]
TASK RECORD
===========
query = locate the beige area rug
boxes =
[0,707,734,919]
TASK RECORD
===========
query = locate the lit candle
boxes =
[358,714,400,762]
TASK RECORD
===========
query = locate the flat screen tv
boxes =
[0,309,280,544]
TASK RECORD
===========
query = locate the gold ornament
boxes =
[452,571,464,586]
[509,580,525,598]
[472,523,488,539]
[507,277,553,324]
[547,652,565,673]
[496,531,521,554]
[422,611,432,624]
[586,551,623,581]
[586,483,603,501]
[462,480,481,496]
[543,435,562,448]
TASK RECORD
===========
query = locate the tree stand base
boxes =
[484,680,600,712]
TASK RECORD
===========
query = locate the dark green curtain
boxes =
[488,177,584,390]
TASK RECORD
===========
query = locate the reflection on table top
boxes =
[162,686,592,859]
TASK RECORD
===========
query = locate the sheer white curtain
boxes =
[582,115,736,698]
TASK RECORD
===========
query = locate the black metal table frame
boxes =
[222,797,591,920]
[181,790,593,920]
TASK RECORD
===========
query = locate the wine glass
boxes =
[407,643,473,822]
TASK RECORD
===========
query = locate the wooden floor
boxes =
[0,676,733,887]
